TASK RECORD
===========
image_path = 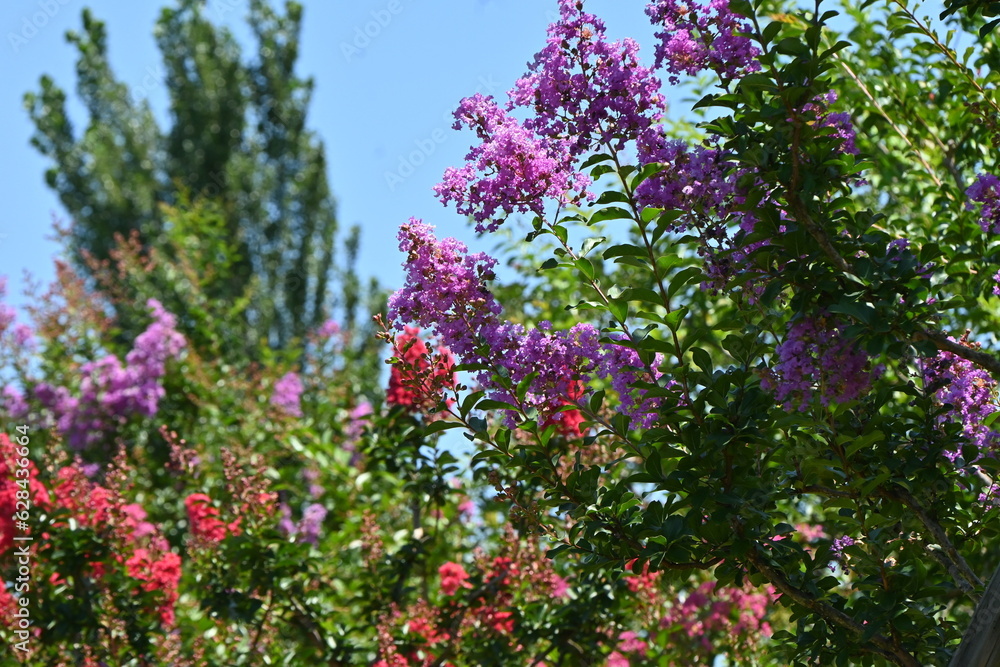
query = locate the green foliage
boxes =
[24,0,380,357]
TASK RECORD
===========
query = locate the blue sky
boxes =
[0,0,667,316]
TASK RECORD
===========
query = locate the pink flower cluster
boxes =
[28,299,186,450]
[508,0,667,155]
[922,336,999,462]
[646,0,761,84]
[659,580,776,654]
[434,93,592,232]
[270,371,304,417]
[635,138,735,221]
[762,316,882,412]
[388,221,663,429]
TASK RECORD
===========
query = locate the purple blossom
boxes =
[922,340,1000,462]
[30,299,186,450]
[1,386,27,418]
[435,94,592,232]
[801,91,858,156]
[388,221,664,428]
[508,0,667,155]
[634,135,736,222]
[298,503,328,544]
[278,502,328,545]
[271,372,304,417]
[967,173,1000,234]
[317,319,340,338]
[829,535,855,571]
[646,0,761,84]
[762,317,882,412]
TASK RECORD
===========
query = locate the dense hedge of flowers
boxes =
[5,0,1000,664]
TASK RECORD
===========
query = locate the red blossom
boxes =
[387,326,457,413]
[0,433,50,552]
[438,561,473,596]
[185,492,239,543]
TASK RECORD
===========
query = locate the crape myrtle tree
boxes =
[24,0,381,375]
[383,0,1000,664]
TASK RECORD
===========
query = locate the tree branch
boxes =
[744,547,922,666]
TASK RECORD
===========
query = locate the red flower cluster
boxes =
[0,445,185,629]
[124,547,183,625]
[0,433,49,553]
[387,326,457,413]
[185,493,242,543]
[438,561,473,596]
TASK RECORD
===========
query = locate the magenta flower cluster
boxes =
[967,173,1000,234]
[761,317,882,412]
[635,137,735,224]
[271,371,304,417]
[387,220,663,429]
[922,342,999,462]
[31,299,186,450]
[645,0,760,84]
[507,0,667,155]
[434,94,592,233]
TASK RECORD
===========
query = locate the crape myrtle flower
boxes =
[922,333,1000,462]
[270,371,304,418]
[761,316,883,412]
[435,93,592,232]
[508,0,667,155]
[967,173,1000,234]
[388,220,664,428]
[646,0,761,84]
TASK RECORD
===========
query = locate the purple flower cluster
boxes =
[434,94,592,233]
[645,0,760,84]
[762,317,882,412]
[507,0,667,155]
[829,535,855,572]
[278,502,328,545]
[270,371,304,418]
[634,132,776,298]
[922,340,1000,462]
[635,137,733,222]
[967,173,1000,234]
[387,220,664,428]
[32,299,186,450]
[801,91,858,156]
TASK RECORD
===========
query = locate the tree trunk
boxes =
[950,563,1000,667]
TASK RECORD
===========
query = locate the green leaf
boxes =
[589,207,633,225]
[664,307,689,332]
[575,257,596,281]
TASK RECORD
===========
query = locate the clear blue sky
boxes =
[0,0,667,316]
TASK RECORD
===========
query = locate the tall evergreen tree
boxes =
[24,0,376,360]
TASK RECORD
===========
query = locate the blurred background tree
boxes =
[23,0,382,386]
